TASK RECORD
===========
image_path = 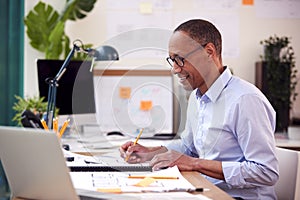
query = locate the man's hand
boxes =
[150,150,197,171]
[119,141,168,163]
[119,141,152,163]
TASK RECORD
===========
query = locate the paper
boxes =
[139,2,153,14]
[65,148,150,168]
[255,0,300,18]
[70,166,196,193]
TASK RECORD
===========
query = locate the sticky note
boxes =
[139,2,152,14]
[140,100,152,111]
[134,177,156,187]
[242,0,254,5]
[119,87,131,99]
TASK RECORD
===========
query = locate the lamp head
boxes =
[94,46,119,61]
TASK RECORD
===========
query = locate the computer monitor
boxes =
[37,59,97,128]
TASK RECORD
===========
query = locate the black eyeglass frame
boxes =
[166,43,208,68]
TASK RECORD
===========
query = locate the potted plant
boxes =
[256,35,298,132]
[24,0,97,60]
[12,95,59,126]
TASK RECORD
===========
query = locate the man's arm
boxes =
[149,149,224,179]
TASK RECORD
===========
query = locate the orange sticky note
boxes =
[134,177,156,187]
[119,87,131,99]
[140,100,152,111]
[242,0,254,5]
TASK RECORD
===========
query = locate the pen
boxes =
[125,128,144,162]
[128,175,179,179]
[58,118,70,138]
[162,188,208,193]
[96,187,208,193]
[40,119,49,130]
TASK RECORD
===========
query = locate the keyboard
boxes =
[69,165,152,172]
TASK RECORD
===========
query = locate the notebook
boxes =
[0,126,135,200]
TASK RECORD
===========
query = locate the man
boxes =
[120,19,279,199]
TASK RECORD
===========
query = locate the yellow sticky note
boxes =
[97,188,122,193]
[134,177,156,187]
[119,87,131,99]
[140,100,152,111]
[139,2,152,14]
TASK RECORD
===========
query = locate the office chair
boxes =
[275,147,300,200]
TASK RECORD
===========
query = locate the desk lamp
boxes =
[45,40,119,128]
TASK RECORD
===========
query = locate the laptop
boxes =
[0,126,134,200]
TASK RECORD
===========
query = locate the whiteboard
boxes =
[93,69,173,136]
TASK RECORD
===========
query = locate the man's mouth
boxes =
[178,74,189,83]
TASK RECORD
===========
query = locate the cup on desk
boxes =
[288,126,300,140]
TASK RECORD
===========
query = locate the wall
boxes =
[24,0,300,117]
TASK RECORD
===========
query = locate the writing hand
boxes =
[119,141,150,163]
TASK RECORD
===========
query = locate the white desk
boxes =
[275,134,300,151]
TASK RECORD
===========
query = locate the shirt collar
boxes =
[196,66,232,103]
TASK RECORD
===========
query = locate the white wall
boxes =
[24,0,300,117]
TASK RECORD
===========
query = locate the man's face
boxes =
[168,31,213,91]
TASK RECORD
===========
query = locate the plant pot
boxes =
[255,61,291,132]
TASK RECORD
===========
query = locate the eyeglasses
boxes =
[166,44,207,68]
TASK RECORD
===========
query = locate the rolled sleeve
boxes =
[222,162,246,188]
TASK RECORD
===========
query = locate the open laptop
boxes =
[0,126,134,200]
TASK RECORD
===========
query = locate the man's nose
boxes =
[171,64,182,74]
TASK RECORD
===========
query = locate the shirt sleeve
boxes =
[222,94,279,188]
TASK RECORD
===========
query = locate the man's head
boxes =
[175,19,222,60]
[167,19,223,92]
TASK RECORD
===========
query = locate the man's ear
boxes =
[205,43,216,57]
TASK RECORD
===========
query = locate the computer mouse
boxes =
[106,131,124,136]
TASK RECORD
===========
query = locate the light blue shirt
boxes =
[167,67,279,199]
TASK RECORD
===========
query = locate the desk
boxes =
[13,134,232,200]
[275,134,300,151]
[63,137,233,199]
[181,171,233,199]
[13,171,233,200]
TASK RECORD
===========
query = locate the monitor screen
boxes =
[37,59,95,116]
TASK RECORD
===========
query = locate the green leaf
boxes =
[24,2,59,53]
[62,0,97,21]
[46,21,65,59]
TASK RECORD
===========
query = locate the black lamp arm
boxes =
[45,43,81,128]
